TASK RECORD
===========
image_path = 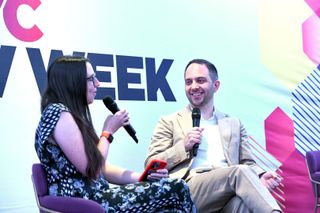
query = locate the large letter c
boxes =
[3,0,43,42]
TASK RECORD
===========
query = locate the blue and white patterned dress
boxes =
[35,103,195,212]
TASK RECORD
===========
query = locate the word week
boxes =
[0,45,176,101]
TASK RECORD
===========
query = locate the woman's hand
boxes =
[102,109,130,134]
[147,168,169,181]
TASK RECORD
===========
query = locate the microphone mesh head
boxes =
[103,96,114,106]
[192,107,201,119]
[102,96,118,113]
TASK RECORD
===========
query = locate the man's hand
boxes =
[260,171,282,192]
[184,127,203,151]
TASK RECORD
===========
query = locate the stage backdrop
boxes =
[0,0,319,212]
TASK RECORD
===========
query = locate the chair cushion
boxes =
[40,195,105,213]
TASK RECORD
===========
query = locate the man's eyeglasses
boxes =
[86,74,98,85]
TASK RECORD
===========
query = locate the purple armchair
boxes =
[306,151,320,213]
[31,163,105,213]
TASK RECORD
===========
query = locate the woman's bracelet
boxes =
[100,131,114,143]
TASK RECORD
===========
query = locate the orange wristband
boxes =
[100,131,114,143]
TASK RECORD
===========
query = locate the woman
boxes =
[34,55,196,212]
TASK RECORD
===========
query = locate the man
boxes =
[145,59,282,213]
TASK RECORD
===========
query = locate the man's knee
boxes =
[233,164,254,176]
[221,196,251,213]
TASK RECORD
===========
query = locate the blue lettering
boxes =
[73,52,85,57]
[0,45,16,97]
[27,48,61,94]
[116,55,144,101]
[27,49,86,94]
[0,46,176,102]
[87,53,115,100]
[146,58,176,101]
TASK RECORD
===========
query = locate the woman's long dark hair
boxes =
[41,55,103,179]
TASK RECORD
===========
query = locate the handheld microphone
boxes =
[191,107,201,156]
[103,96,138,143]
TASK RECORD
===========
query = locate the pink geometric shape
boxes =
[3,0,43,42]
[305,0,320,17]
[265,107,295,162]
[303,14,320,65]
[265,107,314,212]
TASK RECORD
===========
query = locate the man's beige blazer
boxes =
[145,106,265,179]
